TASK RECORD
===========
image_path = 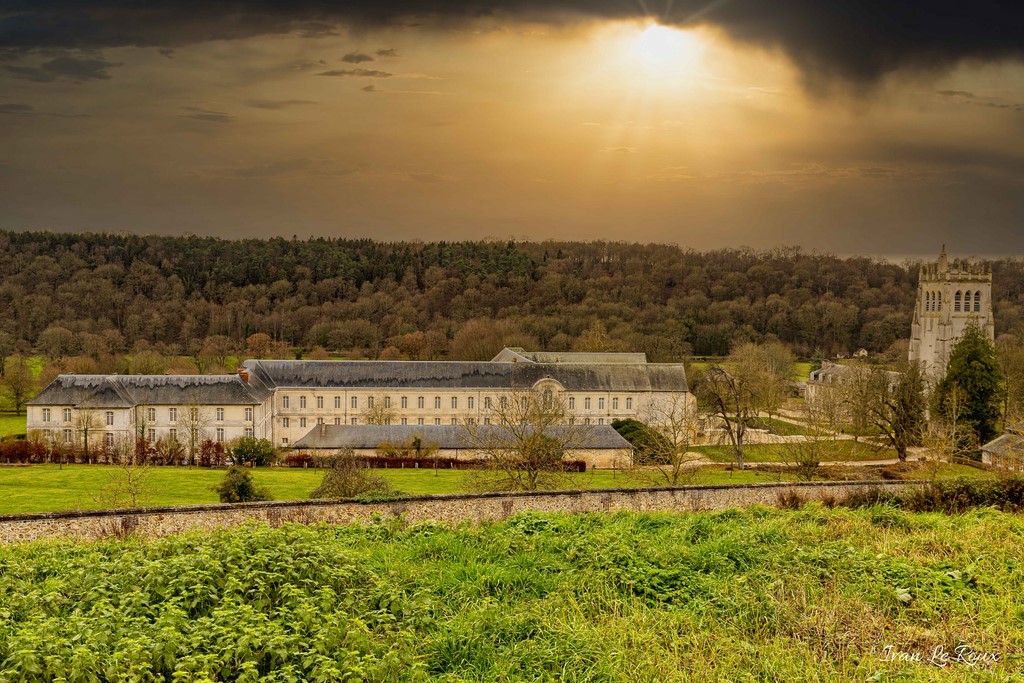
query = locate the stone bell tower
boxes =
[909,246,995,380]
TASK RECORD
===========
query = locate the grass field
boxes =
[0,464,801,515]
[693,440,898,463]
[1,506,1020,680]
[0,412,25,438]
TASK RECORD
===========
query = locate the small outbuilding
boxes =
[981,431,1024,472]
[292,424,634,470]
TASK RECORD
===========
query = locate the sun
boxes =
[630,23,703,78]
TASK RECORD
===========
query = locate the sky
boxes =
[2,1,1024,255]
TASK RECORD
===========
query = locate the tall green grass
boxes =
[0,507,1020,680]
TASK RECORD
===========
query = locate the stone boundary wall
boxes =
[0,480,918,544]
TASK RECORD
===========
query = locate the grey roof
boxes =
[491,347,649,364]
[244,359,688,393]
[29,374,268,407]
[292,424,633,451]
[982,432,1023,457]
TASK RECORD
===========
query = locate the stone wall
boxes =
[0,480,917,545]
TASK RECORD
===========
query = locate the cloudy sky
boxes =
[2,1,1024,254]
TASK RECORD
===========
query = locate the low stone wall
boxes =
[0,480,917,545]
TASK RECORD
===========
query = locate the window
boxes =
[467,417,475,425]
[401,396,408,409]
[334,418,341,425]
[434,397,441,409]
[598,398,605,410]
[334,396,341,409]
[300,395,307,409]
[612,398,619,410]
[169,428,178,441]
[283,417,290,428]
[104,433,114,448]
[451,418,458,425]
[418,418,424,425]
[317,396,323,409]
[521,397,528,409]
[954,291,961,312]
[368,396,375,409]
[418,396,425,409]
[585,398,591,410]
[435,418,442,425]
[189,407,198,421]
[300,417,307,428]
[584,418,590,425]
[283,395,290,409]
[245,428,254,438]
[384,396,391,408]
[317,417,324,425]
[568,397,575,409]
[169,408,178,422]
[216,428,224,442]
[245,407,253,421]
[351,417,358,425]
[401,418,408,425]
[451,397,458,409]
[484,397,492,409]
[484,417,491,425]
[64,408,72,422]
[42,408,51,422]
[975,291,982,312]
[351,396,358,409]
[216,408,224,421]
[468,397,474,409]
[598,418,604,425]
[63,429,73,444]
[500,397,508,409]
[282,437,289,446]
[626,398,633,410]
[147,429,156,442]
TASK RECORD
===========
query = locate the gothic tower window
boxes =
[954,291,961,312]
[975,291,981,312]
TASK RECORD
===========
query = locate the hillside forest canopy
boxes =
[3,231,1024,375]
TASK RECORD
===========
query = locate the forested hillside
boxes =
[2,230,1023,368]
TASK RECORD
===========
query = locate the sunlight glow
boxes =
[630,23,703,78]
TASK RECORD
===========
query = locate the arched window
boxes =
[954,291,961,312]
[937,292,943,310]
[975,291,982,312]
[926,292,932,311]
[964,291,972,314]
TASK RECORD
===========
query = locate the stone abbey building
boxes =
[26,349,690,462]
[909,246,995,379]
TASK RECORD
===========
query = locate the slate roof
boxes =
[982,432,1023,457]
[292,424,632,451]
[244,359,688,393]
[29,374,268,407]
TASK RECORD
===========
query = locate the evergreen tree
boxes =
[934,323,1002,446]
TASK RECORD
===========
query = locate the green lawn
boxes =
[0,412,26,438]
[0,464,796,516]
[693,440,896,463]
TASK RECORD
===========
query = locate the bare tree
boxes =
[635,393,703,486]
[95,435,152,509]
[74,403,103,464]
[180,402,211,467]
[776,384,844,480]
[1,355,35,415]
[462,388,591,491]
[363,395,398,425]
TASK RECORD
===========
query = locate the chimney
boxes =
[237,368,249,383]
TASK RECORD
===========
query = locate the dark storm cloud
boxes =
[318,68,392,78]
[1,2,1023,91]
[376,48,398,58]
[341,51,375,63]
[3,54,120,82]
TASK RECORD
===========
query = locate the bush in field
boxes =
[843,476,1024,513]
[213,466,271,503]
[0,438,45,464]
[310,449,391,499]
[196,439,227,468]
[231,437,276,467]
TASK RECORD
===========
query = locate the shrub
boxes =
[310,449,392,500]
[213,466,271,503]
[231,437,277,467]
[284,451,314,468]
